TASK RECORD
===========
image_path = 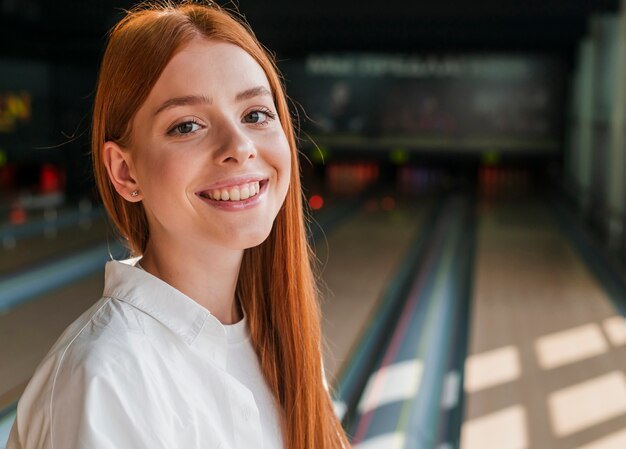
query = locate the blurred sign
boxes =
[306,55,535,79]
[283,54,563,154]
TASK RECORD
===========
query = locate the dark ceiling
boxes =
[0,0,621,67]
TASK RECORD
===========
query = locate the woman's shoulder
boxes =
[10,296,179,449]
[21,293,164,409]
[16,299,163,415]
[25,297,143,391]
[47,294,148,362]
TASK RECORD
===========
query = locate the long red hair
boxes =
[91,1,350,448]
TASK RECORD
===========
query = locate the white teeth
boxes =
[205,181,262,202]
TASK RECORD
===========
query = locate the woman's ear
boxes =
[103,141,142,202]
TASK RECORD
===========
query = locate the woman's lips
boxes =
[199,180,261,201]
[196,179,269,210]
[198,174,267,192]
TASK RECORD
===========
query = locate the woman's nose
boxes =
[213,119,257,165]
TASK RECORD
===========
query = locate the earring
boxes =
[131,190,139,197]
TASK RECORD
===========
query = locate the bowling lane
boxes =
[0,208,110,276]
[0,272,104,408]
[316,193,433,386]
[461,196,626,449]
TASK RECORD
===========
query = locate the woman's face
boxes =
[126,39,291,251]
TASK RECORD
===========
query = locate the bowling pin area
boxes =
[1,159,625,449]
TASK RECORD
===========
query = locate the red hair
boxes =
[91,1,350,448]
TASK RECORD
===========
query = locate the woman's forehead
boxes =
[150,39,271,102]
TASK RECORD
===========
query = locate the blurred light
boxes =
[0,92,31,132]
[310,146,329,164]
[390,148,409,165]
[309,194,324,210]
[482,151,500,165]
[40,164,61,193]
[9,206,26,225]
[0,150,7,167]
[548,371,626,437]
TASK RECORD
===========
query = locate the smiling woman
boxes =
[106,39,292,267]
[6,2,350,449]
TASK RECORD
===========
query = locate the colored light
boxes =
[41,164,60,193]
[309,195,324,210]
[311,146,329,164]
[482,151,500,165]
[390,148,409,165]
[10,207,26,225]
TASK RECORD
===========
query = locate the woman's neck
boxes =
[139,236,244,325]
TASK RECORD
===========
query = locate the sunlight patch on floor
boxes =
[461,404,528,449]
[548,371,626,437]
[357,358,423,414]
[464,345,521,393]
[535,323,608,370]
[602,316,626,347]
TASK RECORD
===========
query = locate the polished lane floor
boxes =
[461,197,626,449]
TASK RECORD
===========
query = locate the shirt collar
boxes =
[102,259,230,346]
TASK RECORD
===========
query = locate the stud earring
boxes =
[131,190,139,197]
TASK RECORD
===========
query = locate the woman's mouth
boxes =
[196,179,269,210]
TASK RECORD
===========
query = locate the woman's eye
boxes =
[243,109,275,125]
[168,120,202,136]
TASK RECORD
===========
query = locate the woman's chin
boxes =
[224,226,274,251]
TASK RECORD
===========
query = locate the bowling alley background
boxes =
[2,2,626,449]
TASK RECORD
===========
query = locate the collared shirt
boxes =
[7,259,285,449]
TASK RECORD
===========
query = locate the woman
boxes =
[7,1,351,448]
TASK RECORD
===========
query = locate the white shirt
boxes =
[7,259,285,449]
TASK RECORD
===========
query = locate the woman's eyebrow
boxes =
[235,86,271,102]
[154,94,212,116]
[153,86,271,117]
